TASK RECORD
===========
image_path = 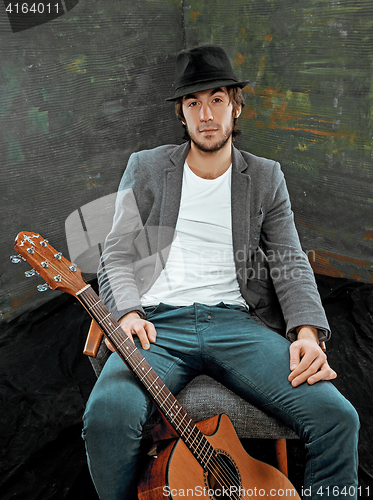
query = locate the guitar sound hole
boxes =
[205,452,241,499]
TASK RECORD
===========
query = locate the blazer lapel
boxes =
[156,141,190,254]
[231,145,251,268]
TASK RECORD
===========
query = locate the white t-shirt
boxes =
[141,161,246,308]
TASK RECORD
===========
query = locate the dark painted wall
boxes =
[183,0,373,283]
[1,0,373,323]
[0,0,185,321]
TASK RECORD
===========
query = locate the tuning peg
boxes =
[25,269,39,278]
[37,283,52,292]
[10,254,26,264]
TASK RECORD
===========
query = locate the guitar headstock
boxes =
[13,231,87,296]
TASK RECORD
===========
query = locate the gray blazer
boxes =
[98,141,330,341]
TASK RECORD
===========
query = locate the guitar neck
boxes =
[77,285,215,468]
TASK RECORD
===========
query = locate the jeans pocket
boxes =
[143,304,160,317]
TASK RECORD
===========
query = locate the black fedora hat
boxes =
[166,44,250,101]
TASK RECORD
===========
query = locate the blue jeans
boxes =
[82,303,359,500]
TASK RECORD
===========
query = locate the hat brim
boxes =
[165,79,251,101]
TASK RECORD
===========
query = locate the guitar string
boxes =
[85,292,245,486]
[86,292,241,468]
[23,248,249,499]
[81,288,251,500]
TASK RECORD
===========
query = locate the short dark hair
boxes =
[175,86,246,140]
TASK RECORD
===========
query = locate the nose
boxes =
[199,103,213,122]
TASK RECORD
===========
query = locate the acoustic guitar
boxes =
[13,231,301,500]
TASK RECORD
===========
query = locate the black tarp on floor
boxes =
[0,276,372,499]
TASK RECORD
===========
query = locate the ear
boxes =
[235,105,242,119]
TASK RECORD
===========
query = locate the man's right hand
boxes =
[105,311,157,352]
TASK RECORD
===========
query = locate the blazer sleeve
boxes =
[97,153,146,321]
[260,162,330,341]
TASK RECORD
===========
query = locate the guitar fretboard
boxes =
[79,285,216,469]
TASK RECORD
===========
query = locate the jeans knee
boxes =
[321,396,360,445]
[304,389,359,447]
[83,386,151,445]
[339,399,360,435]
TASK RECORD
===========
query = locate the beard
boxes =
[186,121,234,153]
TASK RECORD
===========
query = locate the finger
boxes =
[289,342,302,371]
[104,337,116,352]
[132,320,157,349]
[288,349,321,381]
[291,355,332,387]
[288,339,321,372]
[307,364,337,385]
[132,323,153,350]
[144,321,157,343]
[289,342,327,382]
[288,348,317,382]
[105,328,135,351]
[290,358,325,386]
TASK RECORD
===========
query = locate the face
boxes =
[182,87,240,153]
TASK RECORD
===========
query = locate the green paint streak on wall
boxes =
[27,107,49,135]
[0,58,28,118]
[5,132,25,163]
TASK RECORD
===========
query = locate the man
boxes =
[82,44,359,500]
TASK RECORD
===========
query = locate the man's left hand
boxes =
[288,326,337,387]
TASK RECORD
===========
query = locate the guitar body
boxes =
[138,414,300,500]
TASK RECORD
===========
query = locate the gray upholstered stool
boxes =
[86,331,299,477]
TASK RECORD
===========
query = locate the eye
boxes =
[188,101,199,107]
[212,94,228,104]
